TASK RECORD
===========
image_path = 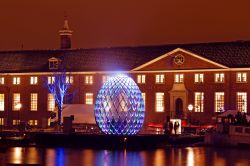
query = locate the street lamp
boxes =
[15,103,22,127]
[188,104,193,126]
[15,103,22,110]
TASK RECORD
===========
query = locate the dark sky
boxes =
[0,0,250,50]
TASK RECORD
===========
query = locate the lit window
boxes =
[155,74,165,84]
[13,93,21,111]
[13,77,20,85]
[194,73,204,83]
[66,76,74,84]
[142,92,146,108]
[237,92,247,113]
[155,93,164,112]
[236,72,247,83]
[30,93,38,111]
[28,120,38,126]
[0,94,4,111]
[0,77,4,85]
[215,73,224,83]
[48,118,51,126]
[48,76,55,84]
[85,75,93,85]
[102,75,111,84]
[12,119,20,125]
[215,92,224,112]
[194,92,204,112]
[175,74,184,83]
[137,75,146,84]
[48,93,55,111]
[85,93,93,105]
[0,118,4,125]
[30,76,38,85]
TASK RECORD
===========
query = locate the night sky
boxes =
[0,0,250,50]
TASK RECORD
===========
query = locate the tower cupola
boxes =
[59,18,73,49]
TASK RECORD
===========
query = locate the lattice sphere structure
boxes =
[94,74,145,135]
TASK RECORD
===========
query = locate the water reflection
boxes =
[94,149,143,166]
[186,147,194,166]
[6,147,43,165]
[0,147,249,166]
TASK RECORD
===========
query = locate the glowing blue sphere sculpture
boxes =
[94,74,145,135]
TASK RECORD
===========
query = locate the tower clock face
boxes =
[174,54,185,65]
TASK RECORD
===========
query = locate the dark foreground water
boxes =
[0,146,249,166]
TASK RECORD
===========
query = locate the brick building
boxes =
[0,20,249,127]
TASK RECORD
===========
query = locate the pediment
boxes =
[132,48,228,71]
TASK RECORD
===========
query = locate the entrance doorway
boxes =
[175,98,183,118]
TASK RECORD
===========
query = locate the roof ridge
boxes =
[1,40,250,53]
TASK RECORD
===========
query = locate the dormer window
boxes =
[48,57,61,70]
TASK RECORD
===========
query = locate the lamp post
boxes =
[188,104,193,127]
[15,103,22,129]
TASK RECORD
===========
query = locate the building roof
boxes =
[0,41,250,73]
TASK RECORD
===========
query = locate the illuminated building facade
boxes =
[0,19,249,127]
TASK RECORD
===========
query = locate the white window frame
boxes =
[237,92,247,113]
[215,73,225,83]
[48,76,55,84]
[0,77,4,85]
[236,72,247,83]
[66,75,74,84]
[49,58,59,70]
[47,93,55,111]
[0,118,4,125]
[12,119,20,125]
[85,75,93,85]
[0,94,4,111]
[194,73,204,83]
[30,93,38,111]
[137,75,146,84]
[142,92,146,108]
[28,120,38,126]
[215,92,224,112]
[13,93,21,111]
[13,77,20,85]
[194,92,204,112]
[175,74,184,83]
[85,93,93,105]
[30,76,38,85]
[155,74,165,84]
[102,75,111,84]
[155,92,164,112]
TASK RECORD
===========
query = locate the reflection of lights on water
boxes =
[8,147,41,165]
[56,148,65,166]
[46,149,56,166]
[154,149,165,166]
[45,148,65,166]
[27,147,40,164]
[104,150,109,166]
[186,147,194,166]
[123,149,127,166]
[12,147,23,164]
[213,152,226,166]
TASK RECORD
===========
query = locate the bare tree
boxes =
[47,70,69,125]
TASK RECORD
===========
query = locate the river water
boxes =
[0,147,249,166]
